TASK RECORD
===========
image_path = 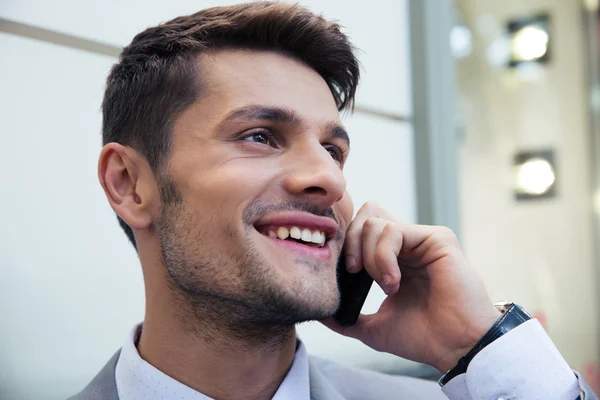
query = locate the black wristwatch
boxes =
[438,302,532,387]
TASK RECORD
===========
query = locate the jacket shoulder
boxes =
[67,350,121,400]
[308,356,447,400]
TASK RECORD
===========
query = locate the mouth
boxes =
[256,225,328,248]
[253,212,338,258]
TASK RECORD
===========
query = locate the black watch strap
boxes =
[438,303,532,386]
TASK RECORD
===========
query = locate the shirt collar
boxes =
[115,323,310,400]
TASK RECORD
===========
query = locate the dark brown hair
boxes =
[102,1,360,249]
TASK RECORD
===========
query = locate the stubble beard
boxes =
[154,180,341,350]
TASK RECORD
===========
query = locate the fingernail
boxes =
[345,256,356,271]
[379,274,393,293]
[383,274,393,286]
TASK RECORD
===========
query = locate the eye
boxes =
[242,130,276,147]
[324,145,344,163]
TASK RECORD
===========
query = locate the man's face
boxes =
[155,49,353,327]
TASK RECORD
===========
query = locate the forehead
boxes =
[188,49,341,125]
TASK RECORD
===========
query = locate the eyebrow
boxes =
[220,105,350,147]
[327,123,350,147]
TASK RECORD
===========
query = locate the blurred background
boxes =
[0,0,599,398]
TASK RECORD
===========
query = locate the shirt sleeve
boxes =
[441,319,584,400]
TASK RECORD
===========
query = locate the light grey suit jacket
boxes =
[68,350,598,400]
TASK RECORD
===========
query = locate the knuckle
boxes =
[381,221,397,235]
[435,226,458,243]
[362,217,379,231]
[361,200,381,214]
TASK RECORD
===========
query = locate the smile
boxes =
[253,211,338,258]
[259,225,326,248]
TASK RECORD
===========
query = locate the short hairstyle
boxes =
[102,1,361,249]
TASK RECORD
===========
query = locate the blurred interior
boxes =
[453,0,600,392]
[0,0,599,398]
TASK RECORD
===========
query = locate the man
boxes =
[70,2,597,399]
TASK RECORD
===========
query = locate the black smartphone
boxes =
[333,251,374,326]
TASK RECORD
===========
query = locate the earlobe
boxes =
[98,143,153,231]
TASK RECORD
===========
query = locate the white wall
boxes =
[0,1,416,399]
[0,32,144,400]
[0,0,411,117]
[456,0,599,374]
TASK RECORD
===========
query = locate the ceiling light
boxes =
[512,25,549,61]
[506,14,551,67]
[514,150,557,200]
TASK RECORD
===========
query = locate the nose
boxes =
[281,139,347,208]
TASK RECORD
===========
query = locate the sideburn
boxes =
[158,173,183,206]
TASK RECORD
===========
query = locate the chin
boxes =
[233,229,343,325]
[283,275,341,322]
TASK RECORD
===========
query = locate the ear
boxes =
[98,143,156,231]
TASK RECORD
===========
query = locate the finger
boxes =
[361,217,399,294]
[343,204,375,273]
[392,224,459,266]
[374,222,404,295]
[344,201,387,273]
[345,202,460,273]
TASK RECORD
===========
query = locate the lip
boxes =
[254,212,338,240]
[260,234,333,260]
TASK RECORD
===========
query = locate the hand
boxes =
[322,201,501,372]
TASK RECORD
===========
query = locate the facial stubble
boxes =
[154,178,342,349]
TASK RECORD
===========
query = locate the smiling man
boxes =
[70,2,597,400]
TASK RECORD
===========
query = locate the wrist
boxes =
[438,302,533,386]
[434,307,501,372]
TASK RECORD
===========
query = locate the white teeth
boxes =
[268,226,326,247]
[301,228,312,242]
[311,230,321,244]
[290,226,302,239]
[277,226,289,240]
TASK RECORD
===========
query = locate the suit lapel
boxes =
[67,350,121,400]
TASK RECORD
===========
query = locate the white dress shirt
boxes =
[441,319,581,400]
[115,320,581,400]
[115,324,309,400]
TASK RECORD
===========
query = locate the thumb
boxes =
[320,314,376,344]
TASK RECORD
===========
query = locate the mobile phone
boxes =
[333,251,374,326]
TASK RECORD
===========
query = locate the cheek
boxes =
[337,191,354,230]
[179,161,279,235]
[183,158,272,200]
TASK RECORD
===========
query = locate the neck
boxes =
[138,288,298,400]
